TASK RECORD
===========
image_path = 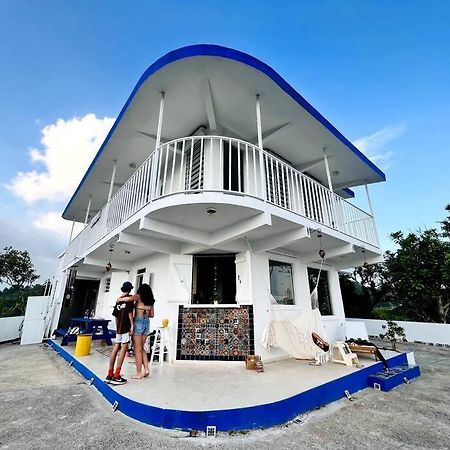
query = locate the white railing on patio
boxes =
[65,135,378,267]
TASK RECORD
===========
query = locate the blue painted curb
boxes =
[48,339,413,431]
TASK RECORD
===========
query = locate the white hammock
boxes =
[259,249,330,364]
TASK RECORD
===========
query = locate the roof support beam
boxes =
[294,156,334,173]
[118,232,180,254]
[249,226,310,253]
[333,178,367,190]
[300,244,355,263]
[209,212,272,247]
[139,217,208,245]
[336,254,383,271]
[201,78,217,131]
[262,122,292,144]
[136,131,170,144]
[83,256,130,272]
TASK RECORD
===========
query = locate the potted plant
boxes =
[379,320,407,350]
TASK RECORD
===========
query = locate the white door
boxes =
[168,255,193,302]
[235,252,252,304]
[20,296,49,345]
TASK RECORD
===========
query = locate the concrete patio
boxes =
[0,340,448,448]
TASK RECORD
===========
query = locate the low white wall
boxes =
[347,318,450,345]
[0,316,24,343]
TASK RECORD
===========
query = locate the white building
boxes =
[49,44,385,363]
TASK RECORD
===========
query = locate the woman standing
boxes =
[117,283,155,379]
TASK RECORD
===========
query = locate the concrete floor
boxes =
[0,340,449,449]
[61,341,389,410]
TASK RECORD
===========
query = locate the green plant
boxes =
[379,320,407,350]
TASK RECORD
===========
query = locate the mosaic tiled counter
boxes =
[176,306,255,361]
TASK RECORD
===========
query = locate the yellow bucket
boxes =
[162,319,169,328]
[74,334,93,357]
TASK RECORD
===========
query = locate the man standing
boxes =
[106,281,134,385]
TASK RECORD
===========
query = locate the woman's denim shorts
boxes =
[134,316,150,336]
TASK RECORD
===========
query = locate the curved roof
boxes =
[63,44,385,221]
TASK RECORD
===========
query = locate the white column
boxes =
[151,92,165,198]
[256,94,266,200]
[84,195,92,225]
[107,160,117,202]
[323,147,333,192]
[365,183,374,217]
[68,218,76,244]
[155,91,165,149]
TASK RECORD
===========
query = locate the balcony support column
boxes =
[68,218,76,244]
[365,183,374,217]
[84,195,92,225]
[107,160,117,203]
[151,92,165,199]
[256,94,266,200]
[323,147,333,192]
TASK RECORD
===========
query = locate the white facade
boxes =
[48,45,386,362]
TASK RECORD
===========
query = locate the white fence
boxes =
[0,316,24,343]
[347,318,450,345]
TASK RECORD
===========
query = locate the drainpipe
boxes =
[151,91,165,198]
[256,94,266,200]
[323,147,333,192]
[107,160,117,203]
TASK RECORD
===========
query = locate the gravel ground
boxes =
[0,340,448,449]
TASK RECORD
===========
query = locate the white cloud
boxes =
[8,114,115,203]
[33,211,83,240]
[353,124,405,169]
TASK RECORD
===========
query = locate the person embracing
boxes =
[106,281,135,385]
[116,283,155,379]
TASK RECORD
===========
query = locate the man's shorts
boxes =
[115,333,130,344]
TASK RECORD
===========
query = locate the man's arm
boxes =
[117,294,139,303]
[128,311,134,334]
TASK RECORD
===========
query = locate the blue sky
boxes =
[1,1,449,280]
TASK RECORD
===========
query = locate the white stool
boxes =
[150,327,173,365]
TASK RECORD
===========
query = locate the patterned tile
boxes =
[176,306,255,361]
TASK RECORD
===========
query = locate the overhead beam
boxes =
[333,178,367,190]
[294,155,334,173]
[300,244,355,263]
[249,227,309,253]
[253,122,292,144]
[118,232,180,254]
[336,254,383,271]
[139,217,208,245]
[201,78,217,131]
[209,212,272,247]
[83,256,130,272]
[136,131,170,144]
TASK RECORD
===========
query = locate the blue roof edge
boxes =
[63,44,385,218]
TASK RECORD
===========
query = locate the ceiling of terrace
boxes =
[63,50,384,221]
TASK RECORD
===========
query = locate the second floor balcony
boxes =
[63,135,379,269]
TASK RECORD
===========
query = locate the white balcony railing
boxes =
[65,135,378,267]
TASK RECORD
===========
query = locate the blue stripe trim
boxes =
[48,339,410,431]
[63,44,385,219]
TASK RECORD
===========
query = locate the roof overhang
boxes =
[63,44,385,221]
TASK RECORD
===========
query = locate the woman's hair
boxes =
[136,283,155,306]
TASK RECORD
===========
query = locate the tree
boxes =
[0,247,39,315]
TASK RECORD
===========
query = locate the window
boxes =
[269,260,294,305]
[308,268,332,315]
[135,268,146,289]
